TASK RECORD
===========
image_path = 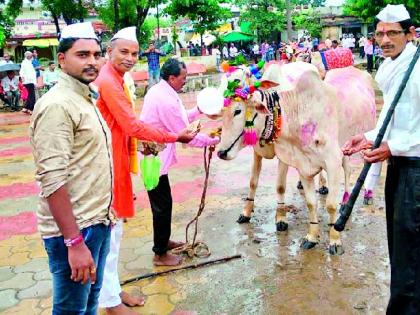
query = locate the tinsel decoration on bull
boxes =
[243,107,257,145]
[220,59,266,146]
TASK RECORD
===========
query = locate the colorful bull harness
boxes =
[221,59,283,147]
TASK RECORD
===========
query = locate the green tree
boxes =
[40,0,88,34]
[293,8,322,38]
[0,0,23,47]
[344,0,419,25]
[235,0,286,41]
[98,0,162,39]
[165,0,231,46]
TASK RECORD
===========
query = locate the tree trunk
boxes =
[78,0,84,22]
[113,0,119,33]
[51,11,60,34]
[286,0,292,41]
[136,4,150,38]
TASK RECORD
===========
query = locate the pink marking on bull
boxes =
[0,183,40,200]
[300,121,317,146]
[0,211,38,240]
[341,191,350,204]
[325,105,333,116]
[0,146,32,158]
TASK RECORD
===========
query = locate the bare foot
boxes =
[120,291,145,307]
[153,253,183,266]
[168,240,185,250]
[105,303,139,315]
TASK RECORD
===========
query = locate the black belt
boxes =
[388,156,420,168]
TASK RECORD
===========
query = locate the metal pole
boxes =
[156,0,160,46]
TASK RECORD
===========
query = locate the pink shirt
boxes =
[140,79,219,175]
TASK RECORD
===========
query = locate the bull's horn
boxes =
[218,75,228,94]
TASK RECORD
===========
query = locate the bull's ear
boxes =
[260,80,279,90]
[254,102,270,115]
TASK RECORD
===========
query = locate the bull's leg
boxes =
[318,171,329,195]
[275,160,289,232]
[341,157,350,204]
[237,151,262,224]
[326,160,345,255]
[299,177,319,249]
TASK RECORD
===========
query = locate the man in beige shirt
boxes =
[29,22,113,314]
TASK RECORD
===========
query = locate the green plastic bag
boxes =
[140,156,161,191]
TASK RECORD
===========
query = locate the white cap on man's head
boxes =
[376,4,411,23]
[60,22,98,41]
[111,27,138,44]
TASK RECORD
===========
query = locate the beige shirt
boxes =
[29,72,114,237]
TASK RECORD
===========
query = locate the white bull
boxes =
[217,62,376,255]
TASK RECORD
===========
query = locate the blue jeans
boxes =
[148,68,160,87]
[44,223,111,315]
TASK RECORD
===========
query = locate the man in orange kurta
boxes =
[94,27,196,314]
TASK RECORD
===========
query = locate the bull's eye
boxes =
[234,109,242,116]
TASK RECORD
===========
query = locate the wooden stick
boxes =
[120,254,242,286]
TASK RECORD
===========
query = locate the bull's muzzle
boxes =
[217,150,228,160]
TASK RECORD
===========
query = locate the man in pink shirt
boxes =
[140,58,219,266]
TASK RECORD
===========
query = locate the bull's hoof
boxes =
[276,221,288,232]
[297,181,304,190]
[329,244,345,255]
[300,238,318,250]
[318,186,329,195]
[237,214,251,224]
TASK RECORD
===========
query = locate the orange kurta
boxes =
[95,62,178,218]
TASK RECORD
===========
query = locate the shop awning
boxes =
[222,31,255,42]
[22,38,59,48]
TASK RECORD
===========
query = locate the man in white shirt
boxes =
[43,61,59,90]
[342,5,419,314]
[1,70,20,110]
[0,53,13,65]
[19,51,37,114]
[229,43,238,59]
[222,44,229,60]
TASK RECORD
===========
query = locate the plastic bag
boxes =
[140,156,161,191]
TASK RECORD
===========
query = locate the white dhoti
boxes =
[365,162,382,191]
[99,220,123,308]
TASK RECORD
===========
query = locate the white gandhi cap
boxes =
[111,27,138,44]
[376,4,411,23]
[60,22,98,41]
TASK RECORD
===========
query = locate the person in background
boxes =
[32,49,42,78]
[19,51,37,114]
[364,35,374,73]
[325,38,332,49]
[222,44,229,60]
[331,40,339,49]
[212,45,221,72]
[1,70,20,110]
[342,5,419,314]
[141,41,165,88]
[43,61,59,90]
[359,35,366,58]
[229,43,238,59]
[0,53,13,65]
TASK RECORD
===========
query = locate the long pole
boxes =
[156,0,160,46]
[334,45,420,232]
